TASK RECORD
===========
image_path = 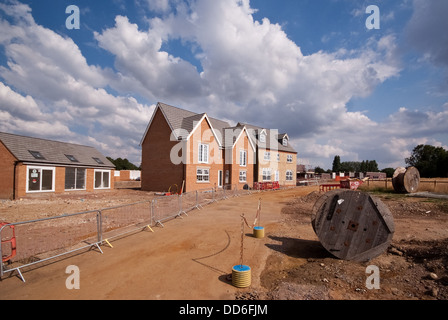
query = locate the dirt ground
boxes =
[1,186,448,300]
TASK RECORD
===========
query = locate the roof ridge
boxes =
[0,131,96,149]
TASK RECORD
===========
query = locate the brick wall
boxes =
[13,165,114,199]
[185,117,223,193]
[256,149,297,185]
[0,142,17,200]
[141,108,184,192]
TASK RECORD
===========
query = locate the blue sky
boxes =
[0,0,447,170]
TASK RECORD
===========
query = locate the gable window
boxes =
[287,154,293,163]
[239,170,247,182]
[283,137,288,146]
[197,168,210,182]
[264,151,270,161]
[198,143,209,164]
[262,168,271,181]
[65,168,86,190]
[259,133,266,143]
[239,150,247,167]
[27,166,55,193]
[286,170,293,181]
[94,169,110,189]
[28,150,46,160]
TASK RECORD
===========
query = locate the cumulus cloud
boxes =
[0,0,446,169]
[0,1,154,161]
[406,0,448,68]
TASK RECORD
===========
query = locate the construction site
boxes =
[1,171,448,301]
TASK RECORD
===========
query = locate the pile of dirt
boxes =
[257,190,448,300]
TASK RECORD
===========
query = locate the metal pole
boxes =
[97,210,102,244]
[0,225,4,278]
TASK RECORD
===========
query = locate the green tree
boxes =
[332,155,341,172]
[314,166,326,174]
[405,145,448,178]
[107,157,140,171]
[381,168,395,178]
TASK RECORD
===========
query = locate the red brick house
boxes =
[140,102,298,193]
[140,103,255,193]
[0,132,115,200]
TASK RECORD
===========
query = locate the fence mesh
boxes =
[100,201,152,242]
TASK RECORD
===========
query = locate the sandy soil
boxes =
[1,186,448,301]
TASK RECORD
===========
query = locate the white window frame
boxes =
[287,154,293,163]
[65,167,87,191]
[262,168,271,181]
[275,170,279,182]
[259,133,266,143]
[196,168,210,183]
[239,170,247,183]
[264,151,271,161]
[198,143,209,164]
[283,137,288,146]
[286,170,293,181]
[94,169,111,189]
[239,149,247,167]
[26,166,56,193]
[276,153,280,162]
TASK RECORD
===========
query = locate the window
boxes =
[239,170,247,182]
[275,170,279,182]
[27,166,55,192]
[286,170,293,181]
[287,154,293,163]
[259,133,266,143]
[65,168,86,190]
[28,150,46,160]
[264,151,270,161]
[92,157,104,165]
[198,143,209,164]
[262,168,271,181]
[277,153,280,162]
[65,154,79,163]
[283,137,288,146]
[94,170,110,189]
[197,168,210,182]
[239,150,247,167]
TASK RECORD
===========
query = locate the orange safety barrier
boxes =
[254,181,280,190]
[1,222,17,263]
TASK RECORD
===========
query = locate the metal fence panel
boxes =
[1,210,101,281]
[100,201,152,242]
[153,194,182,226]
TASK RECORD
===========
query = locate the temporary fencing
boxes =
[1,183,282,282]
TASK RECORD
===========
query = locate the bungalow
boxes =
[140,102,296,193]
[0,132,115,200]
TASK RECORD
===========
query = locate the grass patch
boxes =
[359,186,406,200]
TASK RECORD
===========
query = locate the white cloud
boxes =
[0,0,446,169]
[0,1,154,162]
